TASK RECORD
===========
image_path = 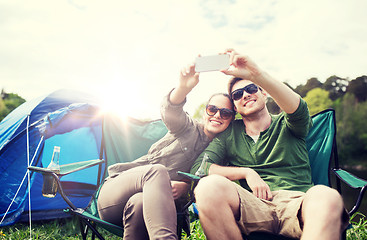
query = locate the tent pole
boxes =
[26,115,32,239]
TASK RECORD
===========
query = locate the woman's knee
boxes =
[124,193,144,222]
[148,164,167,174]
[144,164,170,180]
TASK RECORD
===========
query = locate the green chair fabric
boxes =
[334,169,367,189]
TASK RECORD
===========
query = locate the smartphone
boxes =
[195,54,230,72]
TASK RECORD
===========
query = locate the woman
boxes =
[97,62,234,240]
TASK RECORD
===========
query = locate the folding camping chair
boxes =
[28,115,191,239]
[180,109,367,240]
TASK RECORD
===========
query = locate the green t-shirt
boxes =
[191,99,314,193]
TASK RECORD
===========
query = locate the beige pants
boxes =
[97,164,178,240]
[234,184,349,239]
[235,184,305,238]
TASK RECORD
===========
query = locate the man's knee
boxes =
[195,175,231,198]
[303,185,345,219]
[194,175,239,212]
[306,185,343,208]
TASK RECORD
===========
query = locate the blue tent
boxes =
[0,89,167,226]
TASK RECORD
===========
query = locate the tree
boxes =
[294,77,322,97]
[0,98,6,120]
[335,93,367,163]
[323,75,348,101]
[193,103,206,121]
[266,97,281,114]
[303,88,333,115]
[347,76,367,102]
[0,90,26,122]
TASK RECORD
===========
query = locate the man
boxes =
[190,49,349,240]
[98,62,234,240]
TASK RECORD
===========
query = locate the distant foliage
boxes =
[295,77,323,97]
[295,75,367,165]
[0,89,26,122]
[347,76,367,102]
[304,88,333,115]
[193,103,206,121]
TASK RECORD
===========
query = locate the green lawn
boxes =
[0,212,365,240]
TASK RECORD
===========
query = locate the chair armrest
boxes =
[333,168,367,189]
[177,171,201,182]
[27,166,58,174]
[27,159,105,211]
[332,168,367,215]
[58,159,105,176]
[28,159,105,177]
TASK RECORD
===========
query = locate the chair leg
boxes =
[79,218,88,240]
[342,229,346,240]
[80,218,106,240]
[78,217,106,240]
[177,209,191,239]
[91,222,96,240]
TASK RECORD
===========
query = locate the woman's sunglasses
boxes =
[231,84,259,101]
[206,105,234,120]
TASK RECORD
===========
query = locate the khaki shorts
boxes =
[234,184,305,239]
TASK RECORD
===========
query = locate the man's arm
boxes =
[222,49,300,114]
[190,135,273,200]
[209,164,272,200]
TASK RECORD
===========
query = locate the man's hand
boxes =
[244,168,273,200]
[221,49,262,81]
[171,181,190,200]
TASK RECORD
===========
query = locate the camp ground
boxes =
[1,89,366,240]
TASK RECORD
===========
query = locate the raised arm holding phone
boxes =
[190,49,349,240]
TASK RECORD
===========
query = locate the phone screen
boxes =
[195,54,230,72]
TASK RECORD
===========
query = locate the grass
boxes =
[347,212,367,240]
[0,212,366,240]
[0,217,120,240]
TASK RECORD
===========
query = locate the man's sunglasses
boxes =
[231,84,259,101]
[206,105,234,120]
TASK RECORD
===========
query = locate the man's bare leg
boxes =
[194,175,242,240]
[301,185,345,240]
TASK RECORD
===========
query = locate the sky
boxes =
[1,0,366,119]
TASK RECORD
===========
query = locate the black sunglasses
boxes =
[206,105,234,120]
[231,84,259,101]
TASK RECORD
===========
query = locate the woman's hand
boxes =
[171,181,190,200]
[170,63,199,105]
[179,63,200,91]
